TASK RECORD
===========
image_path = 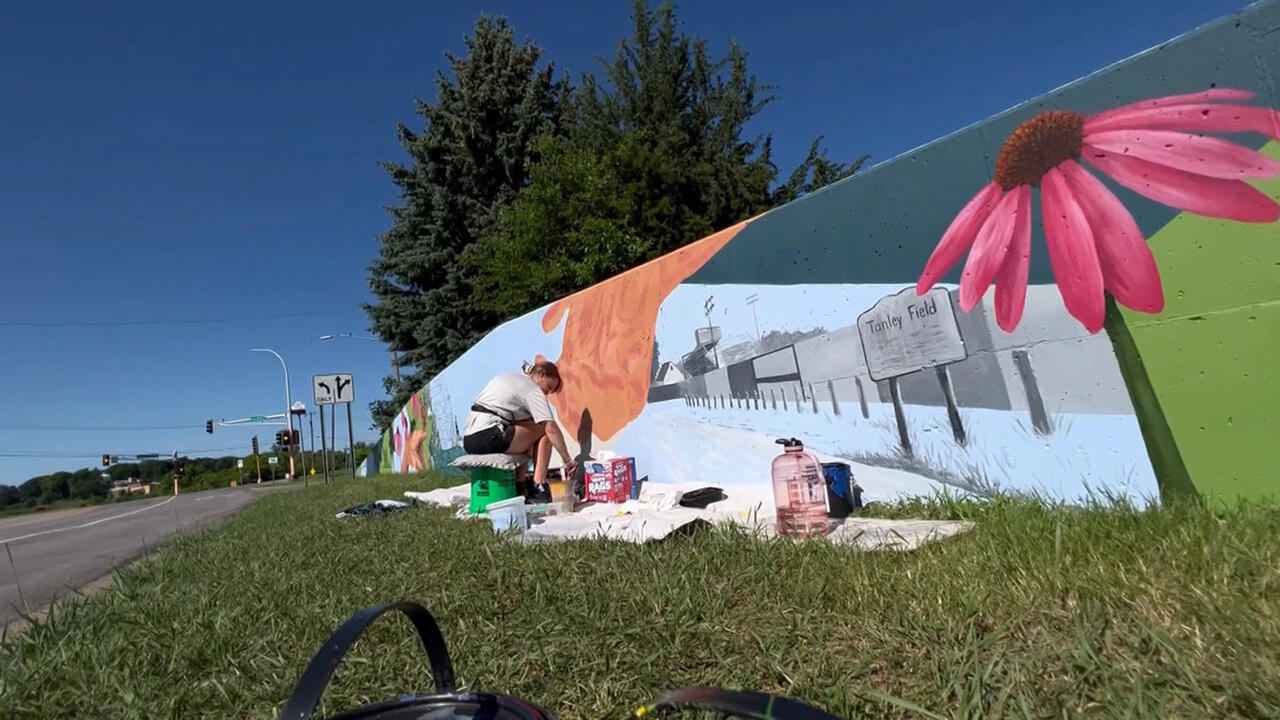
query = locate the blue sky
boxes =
[0,0,1249,484]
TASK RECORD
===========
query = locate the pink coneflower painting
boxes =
[916,88,1280,333]
[393,409,409,457]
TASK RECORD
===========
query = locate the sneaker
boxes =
[525,483,553,505]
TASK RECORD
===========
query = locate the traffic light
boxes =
[275,430,289,448]
[251,436,259,455]
[291,429,301,447]
[205,420,214,434]
[102,454,111,467]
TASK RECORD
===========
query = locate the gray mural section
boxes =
[660,283,1133,435]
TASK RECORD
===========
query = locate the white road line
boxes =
[0,495,177,545]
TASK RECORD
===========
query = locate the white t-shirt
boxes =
[463,372,555,436]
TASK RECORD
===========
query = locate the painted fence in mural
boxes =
[377,2,1280,506]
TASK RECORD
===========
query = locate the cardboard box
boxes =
[583,457,635,503]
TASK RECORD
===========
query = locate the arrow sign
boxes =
[313,373,354,405]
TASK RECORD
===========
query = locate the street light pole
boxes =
[319,333,400,384]
[251,348,295,479]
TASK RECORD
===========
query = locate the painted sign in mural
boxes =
[377,4,1280,506]
[858,287,967,382]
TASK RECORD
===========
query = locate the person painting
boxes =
[462,360,577,491]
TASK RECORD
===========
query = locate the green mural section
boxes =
[375,386,442,476]
[380,430,393,474]
[1123,141,1280,504]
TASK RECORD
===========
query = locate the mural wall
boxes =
[378,2,1280,506]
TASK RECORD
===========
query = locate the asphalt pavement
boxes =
[0,482,297,629]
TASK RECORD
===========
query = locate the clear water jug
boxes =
[771,438,829,537]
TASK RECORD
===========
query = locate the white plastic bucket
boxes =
[487,496,528,534]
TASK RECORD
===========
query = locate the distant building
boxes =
[653,362,685,385]
[109,478,152,496]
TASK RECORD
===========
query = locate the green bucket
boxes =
[468,467,518,514]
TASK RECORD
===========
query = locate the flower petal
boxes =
[1084,103,1280,140]
[1082,128,1280,179]
[1085,88,1256,128]
[1084,145,1280,222]
[1058,161,1164,314]
[916,182,1002,295]
[993,186,1032,332]
[959,189,1025,311]
[1041,165,1106,333]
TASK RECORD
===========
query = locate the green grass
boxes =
[0,497,96,519]
[1,475,1278,719]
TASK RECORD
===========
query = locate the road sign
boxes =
[136,453,159,460]
[267,456,279,465]
[237,459,244,469]
[857,287,967,381]
[313,373,355,405]
[250,415,265,422]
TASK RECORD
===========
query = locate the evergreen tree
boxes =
[364,16,569,429]
[467,0,868,320]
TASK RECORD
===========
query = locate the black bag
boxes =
[277,602,555,720]
[277,601,847,720]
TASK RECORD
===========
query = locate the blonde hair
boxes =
[525,359,562,394]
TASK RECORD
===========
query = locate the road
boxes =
[0,482,297,629]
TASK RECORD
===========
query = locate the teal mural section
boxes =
[375,1,1280,506]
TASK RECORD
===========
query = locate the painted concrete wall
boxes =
[377,2,1280,505]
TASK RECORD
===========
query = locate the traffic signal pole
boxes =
[252,435,262,482]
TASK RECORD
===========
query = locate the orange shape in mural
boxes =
[538,219,752,442]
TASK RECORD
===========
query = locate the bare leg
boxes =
[506,421,548,492]
[506,420,546,455]
[533,434,552,485]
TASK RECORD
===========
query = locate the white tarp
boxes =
[404,482,973,551]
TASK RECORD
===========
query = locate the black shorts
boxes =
[463,423,515,455]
